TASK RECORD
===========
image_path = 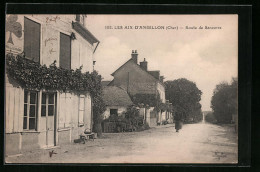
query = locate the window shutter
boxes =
[60,33,71,69]
[24,17,41,62]
[78,95,85,126]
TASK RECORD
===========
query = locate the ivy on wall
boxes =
[6,53,106,132]
[6,53,100,95]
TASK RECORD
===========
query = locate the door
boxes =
[41,92,56,147]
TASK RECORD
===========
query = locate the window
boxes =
[24,17,41,63]
[41,92,56,117]
[60,33,71,69]
[23,90,38,130]
[110,109,118,117]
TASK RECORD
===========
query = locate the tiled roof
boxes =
[102,86,133,106]
[101,81,111,87]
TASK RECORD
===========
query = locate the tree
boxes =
[211,77,238,124]
[165,78,203,123]
[205,111,217,124]
[91,71,106,138]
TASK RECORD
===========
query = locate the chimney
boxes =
[140,58,148,71]
[160,76,165,82]
[131,50,138,64]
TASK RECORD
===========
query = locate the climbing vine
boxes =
[6,53,106,134]
[6,53,101,95]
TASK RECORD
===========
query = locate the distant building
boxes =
[102,86,133,119]
[5,14,99,155]
[108,50,167,126]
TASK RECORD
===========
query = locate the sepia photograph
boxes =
[5,14,238,164]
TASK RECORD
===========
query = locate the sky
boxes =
[86,15,238,111]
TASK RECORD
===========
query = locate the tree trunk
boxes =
[93,122,102,138]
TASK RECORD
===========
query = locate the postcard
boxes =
[5,14,238,164]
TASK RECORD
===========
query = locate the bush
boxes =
[205,112,217,124]
[103,106,150,133]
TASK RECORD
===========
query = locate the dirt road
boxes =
[6,122,237,164]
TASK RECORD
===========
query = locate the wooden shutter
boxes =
[60,33,71,69]
[78,95,85,126]
[24,17,41,62]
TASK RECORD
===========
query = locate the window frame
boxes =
[23,90,38,131]
[41,92,57,118]
[110,109,118,116]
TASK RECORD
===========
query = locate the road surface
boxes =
[6,122,238,163]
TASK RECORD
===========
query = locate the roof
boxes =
[72,21,99,45]
[107,79,114,86]
[111,58,133,76]
[102,86,133,106]
[111,58,165,87]
[101,81,111,87]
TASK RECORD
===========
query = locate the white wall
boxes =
[103,106,127,119]
[5,15,96,133]
[6,15,95,72]
[58,92,92,130]
[157,82,166,103]
[5,77,24,133]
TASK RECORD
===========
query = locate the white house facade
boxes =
[5,14,99,155]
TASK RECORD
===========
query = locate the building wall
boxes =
[148,108,157,127]
[157,82,166,103]
[6,15,95,73]
[112,60,166,105]
[5,15,96,155]
[5,83,93,155]
[113,61,157,95]
[5,78,24,134]
[161,111,167,122]
[103,106,127,119]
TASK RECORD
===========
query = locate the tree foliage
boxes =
[211,78,238,123]
[204,111,217,124]
[130,92,172,112]
[130,93,159,107]
[165,78,203,123]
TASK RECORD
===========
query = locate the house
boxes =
[108,50,168,126]
[5,14,99,155]
[102,86,133,119]
[102,86,133,133]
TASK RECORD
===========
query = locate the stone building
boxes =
[5,14,99,155]
[108,50,167,126]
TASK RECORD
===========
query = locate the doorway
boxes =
[41,92,57,147]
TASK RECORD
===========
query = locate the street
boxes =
[6,122,237,164]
